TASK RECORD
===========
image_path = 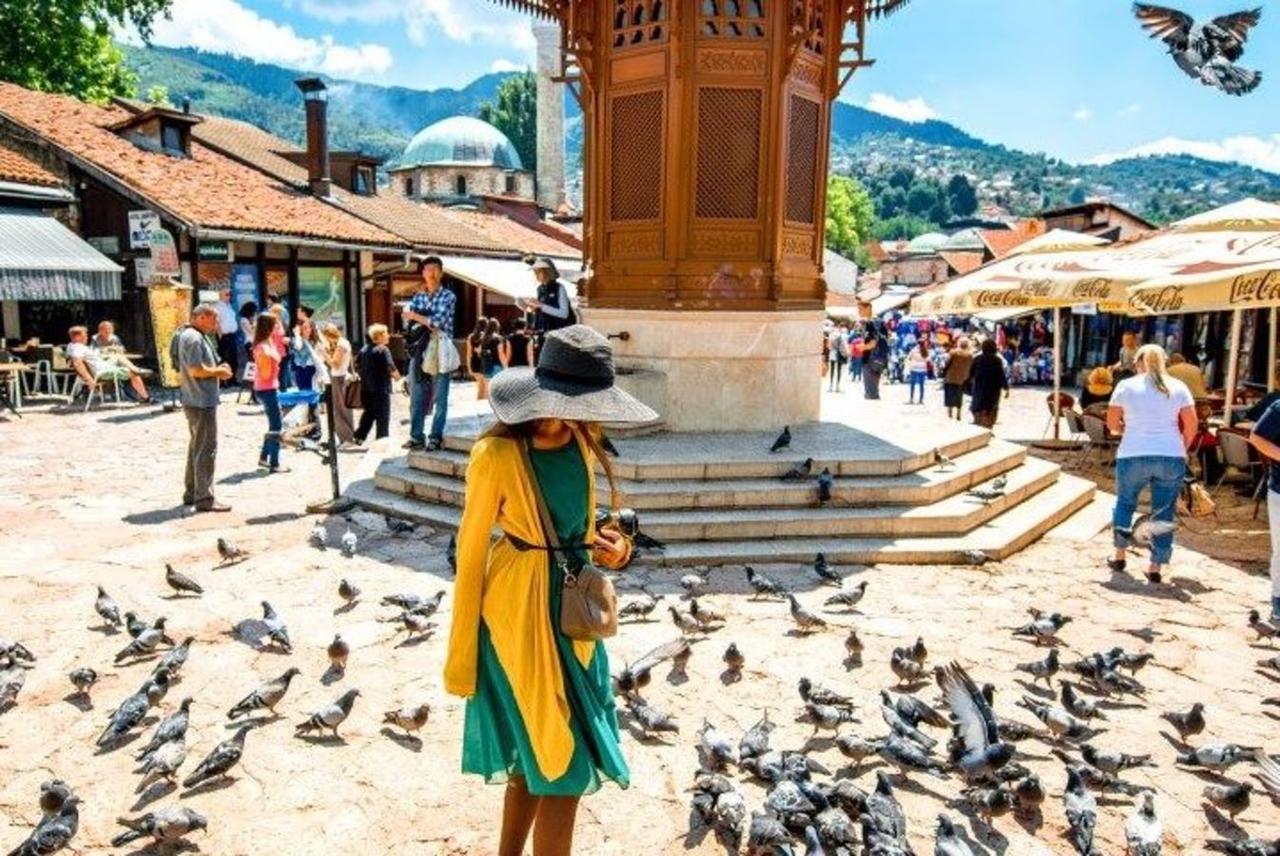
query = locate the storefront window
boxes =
[299,267,347,334]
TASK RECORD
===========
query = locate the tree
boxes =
[946,174,978,217]
[1068,185,1087,205]
[0,0,172,102]
[479,70,537,173]
[871,214,936,241]
[825,175,875,267]
[145,85,170,106]
[906,182,942,218]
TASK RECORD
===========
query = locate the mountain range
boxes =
[124,45,1280,225]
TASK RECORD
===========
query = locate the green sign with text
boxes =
[197,241,233,263]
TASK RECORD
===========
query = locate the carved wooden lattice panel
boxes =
[612,0,669,48]
[699,0,767,39]
[609,90,664,222]
[695,88,762,220]
[785,94,819,224]
[790,0,826,54]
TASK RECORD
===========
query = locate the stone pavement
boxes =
[0,382,1277,854]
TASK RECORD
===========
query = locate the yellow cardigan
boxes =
[443,428,602,782]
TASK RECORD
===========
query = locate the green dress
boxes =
[462,441,630,796]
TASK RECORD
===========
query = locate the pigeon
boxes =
[711,787,747,849]
[1206,840,1280,856]
[964,785,1016,823]
[989,473,1008,492]
[114,622,171,663]
[1081,744,1152,775]
[260,601,292,652]
[966,483,1006,504]
[68,667,98,696]
[894,693,949,729]
[38,781,73,819]
[164,564,203,597]
[938,663,1014,779]
[1016,648,1060,687]
[1063,766,1098,855]
[962,548,989,565]
[835,734,882,773]
[745,567,787,600]
[310,523,328,548]
[1118,514,1178,553]
[383,703,431,737]
[668,606,703,637]
[1253,748,1280,801]
[844,629,863,660]
[935,813,975,855]
[1204,781,1253,819]
[672,641,693,677]
[765,778,815,826]
[861,771,909,851]
[878,733,946,778]
[689,598,725,631]
[798,678,855,710]
[890,647,925,685]
[1177,742,1258,771]
[135,735,188,790]
[154,637,193,679]
[816,468,833,504]
[770,426,792,453]
[138,667,172,708]
[328,634,350,673]
[0,639,35,664]
[632,528,666,552]
[338,578,360,605]
[0,667,25,710]
[1060,682,1106,722]
[781,457,814,481]
[227,667,301,719]
[1260,654,1280,672]
[627,696,679,737]
[880,689,937,751]
[136,697,192,758]
[1018,696,1103,744]
[814,806,856,851]
[216,536,247,563]
[613,639,687,696]
[183,725,250,788]
[1125,792,1162,856]
[738,710,775,761]
[1012,611,1071,646]
[722,643,745,675]
[697,719,737,770]
[7,794,80,856]
[812,553,842,587]
[679,573,707,597]
[805,702,857,736]
[1249,609,1279,644]
[341,528,358,557]
[124,612,148,639]
[1134,3,1263,96]
[110,806,207,848]
[98,689,151,745]
[934,448,955,471]
[1013,773,1046,810]
[94,586,122,628]
[385,515,415,535]
[788,595,827,634]
[824,580,867,610]
[296,688,361,738]
[906,636,928,663]
[619,589,663,619]
[393,611,436,640]
[1110,649,1154,674]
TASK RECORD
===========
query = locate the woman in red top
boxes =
[252,314,288,473]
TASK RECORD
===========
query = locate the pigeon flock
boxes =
[0,524,436,854]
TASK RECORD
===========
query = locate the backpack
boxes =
[168,325,191,377]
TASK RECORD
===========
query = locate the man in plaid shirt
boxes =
[402,256,456,450]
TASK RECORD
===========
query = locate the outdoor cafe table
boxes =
[0,362,34,412]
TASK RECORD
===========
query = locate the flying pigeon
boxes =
[938,663,1014,779]
[769,426,791,453]
[296,688,361,738]
[183,726,250,788]
[1134,3,1263,95]
[111,806,207,848]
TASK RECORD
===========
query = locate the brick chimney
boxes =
[295,77,331,197]
[533,23,566,212]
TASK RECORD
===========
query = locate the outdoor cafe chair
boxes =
[65,373,122,412]
[1043,391,1077,439]
[1078,412,1118,469]
[1215,429,1263,515]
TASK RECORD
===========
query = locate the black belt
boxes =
[503,532,590,560]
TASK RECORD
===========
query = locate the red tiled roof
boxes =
[0,84,406,248]
[436,207,580,258]
[979,220,1046,259]
[0,142,62,187]
[938,250,985,276]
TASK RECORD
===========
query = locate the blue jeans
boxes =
[409,369,452,444]
[1113,455,1186,565]
[908,370,926,403]
[259,389,282,467]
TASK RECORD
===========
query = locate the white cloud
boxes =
[489,58,526,74]
[1118,103,1143,117]
[297,0,535,52]
[1072,106,1092,121]
[145,0,394,78]
[864,93,938,124]
[1087,135,1280,174]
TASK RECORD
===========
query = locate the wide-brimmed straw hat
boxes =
[489,325,658,425]
[1086,366,1114,396]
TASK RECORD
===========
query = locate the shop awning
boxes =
[0,208,122,300]
[870,289,912,316]
[441,254,583,305]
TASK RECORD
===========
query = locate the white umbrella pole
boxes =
[1225,308,1244,427]
[1270,307,1277,392]
[1052,306,1062,440]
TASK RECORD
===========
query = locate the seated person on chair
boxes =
[90,320,123,352]
[66,326,152,403]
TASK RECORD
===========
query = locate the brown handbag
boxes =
[342,375,362,410]
[520,440,618,642]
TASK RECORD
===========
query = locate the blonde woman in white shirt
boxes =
[322,323,358,448]
[1105,344,1197,584]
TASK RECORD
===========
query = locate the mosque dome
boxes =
[940,228,987,252]
[398,116,523,170]
[906,232,949,253]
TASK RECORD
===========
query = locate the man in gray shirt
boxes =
[174,303,233,511]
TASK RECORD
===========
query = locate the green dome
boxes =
[941,228,986,252]
[907,232,949,253]
[398,116,523,170]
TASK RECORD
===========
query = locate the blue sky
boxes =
[143,0,1280,171]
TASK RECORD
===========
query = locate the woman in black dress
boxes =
[466,318,490,400]
[481,318,505,381]
[968,338,1010,429]
[501,318,535,369]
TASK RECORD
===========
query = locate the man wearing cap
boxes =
[524,258,576,337]
[402,256,456,451]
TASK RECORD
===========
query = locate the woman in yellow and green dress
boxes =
[444,325,657,856]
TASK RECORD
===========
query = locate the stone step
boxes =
[630,474,1097,568]
[637,456,1060,541]
[393,438,1028,512]
[432,420,992,481]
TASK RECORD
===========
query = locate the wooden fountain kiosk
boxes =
[495,0,911,430]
